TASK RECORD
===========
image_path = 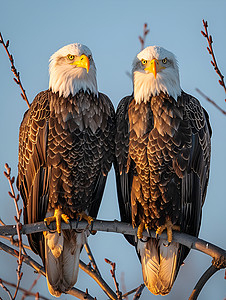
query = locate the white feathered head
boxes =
[49,43,98,98]
[132,46,181,103]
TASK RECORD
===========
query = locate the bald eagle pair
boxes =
[17,43,211,296]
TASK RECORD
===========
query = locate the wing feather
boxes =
[17,90,50,259]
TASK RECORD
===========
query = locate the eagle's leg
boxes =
[44,207,70,234]
[76,211,93,225]
[155,217,180,243]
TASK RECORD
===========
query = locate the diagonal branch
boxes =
[188,265,219,300]
[0,240,96,300]
[105,258,122,299]
[0,32,30,108]
[0,279,50,300]
[201,19,226,101]
[196,88,226,115]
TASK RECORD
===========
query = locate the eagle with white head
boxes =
[115,46,211,295]
[17,43,115,296]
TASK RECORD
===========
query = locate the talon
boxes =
[76,212,93,225]
[44,208,70,234]
[155,219,180,243]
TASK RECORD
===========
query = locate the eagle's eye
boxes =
[88,55,92,60]
[67,54,75,60]
[141,59,147,65]
[162,58,167,64]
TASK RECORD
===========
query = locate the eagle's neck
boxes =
[49,64,98,98]
[133,70,181,104]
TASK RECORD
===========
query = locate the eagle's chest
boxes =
[128,95,190,177]
[49,92,104,135]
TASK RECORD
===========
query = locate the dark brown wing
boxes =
[174,91,211,268]
[180,91,211,236]
[17,90,50,260]
[114,95,136,245]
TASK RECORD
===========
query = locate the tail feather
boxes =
[45,230,86,297]
[137,238,180,295]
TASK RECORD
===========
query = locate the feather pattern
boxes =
[17,89,115,296]
[115,89,211,295]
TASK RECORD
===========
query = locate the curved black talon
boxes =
[89,220,96,235]
[74,217,82,233]
[139,237,150,243]
[44,220,56,234]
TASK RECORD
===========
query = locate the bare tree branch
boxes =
[0,279,50,300]
[0,241,96,300]
[105,258,122,299]
[0,220,225,262]
[201,19,226,101]
[189,265,219,300]
[0,32,30,108]
[139,23,150,51]
[196,88,226,115]
[79,260,117,300]
[132,284,145,300]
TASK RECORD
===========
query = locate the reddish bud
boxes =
[219,80,223,86]
[11,176,15,184]
[201,30,207,37]
[8,191,14,198]
[209,35,213,44]
[13,78,19,84]
[207,47,211,54]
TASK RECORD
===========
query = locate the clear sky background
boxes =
[0,1,225,299]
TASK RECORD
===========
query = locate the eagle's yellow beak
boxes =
[70,54,90,73]
[144,59,165,79]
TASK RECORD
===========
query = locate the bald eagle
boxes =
[17,43,115,296]
[115,46,211,295]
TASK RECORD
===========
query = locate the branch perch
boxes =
[0,220,225,262]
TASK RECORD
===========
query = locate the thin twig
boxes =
[132,284,145,300]
[0,33,30,108]
[4,163,25,299]
[105,258,122,300]
[139,23,150,51]
[84,242,101,276]
[0,240,96,300]
[0,278,13,300]
[196,88,226,115]
[79,260,117,300]
[21,274,41,300]
[201,19,226,101]
[0,235,31,251]
[0,279,50,300]
[120,273,128,300]
[188,265,219,300]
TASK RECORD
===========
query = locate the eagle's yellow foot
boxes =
[44,208,69,234]
[156,219,180,243]
[76,211,93,225]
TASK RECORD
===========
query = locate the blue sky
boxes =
[0,1,225,299]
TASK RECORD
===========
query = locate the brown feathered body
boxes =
[115,91,211,295]
[17,89,115,296]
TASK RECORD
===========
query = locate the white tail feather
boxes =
[137,238,179,295]
[45,230,87,297]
